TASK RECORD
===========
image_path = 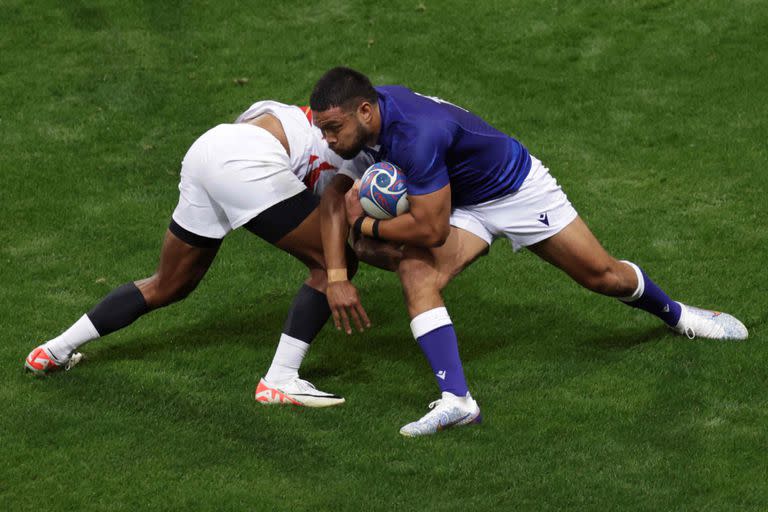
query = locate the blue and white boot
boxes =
[399,392,482,437]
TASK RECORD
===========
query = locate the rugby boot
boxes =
[25,345,83,374]
[400,391,482,437]
[672,302,748,340]
[255,377,345,408]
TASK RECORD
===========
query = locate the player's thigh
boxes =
[241,188,324,269]
[431,226,490,286]
[273,207,324,269]
[399,226,489,292]
[527,215,617,286]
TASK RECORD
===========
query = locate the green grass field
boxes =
[2,0,767,510]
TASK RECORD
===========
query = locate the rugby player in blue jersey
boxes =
[310,67,749,437]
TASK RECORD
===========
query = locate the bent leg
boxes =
[263,267,332,385]
[399,226,490,318]
[42,226,219,362]
[247,191,350,404]
[395,227,488,435]
[398,227,489,397]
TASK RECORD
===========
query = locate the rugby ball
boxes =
[359,161,409,219]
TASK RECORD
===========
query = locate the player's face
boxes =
[313,105,370,160]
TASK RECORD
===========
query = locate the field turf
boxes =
[1,1,766,510]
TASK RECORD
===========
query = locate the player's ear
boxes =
[357,101,373,123]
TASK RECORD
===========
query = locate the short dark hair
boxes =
[310,67,378,112]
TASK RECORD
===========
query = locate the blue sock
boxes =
[411,307,469,397]
[620,261,682,326]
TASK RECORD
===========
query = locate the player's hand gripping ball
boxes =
[358,162,409,219]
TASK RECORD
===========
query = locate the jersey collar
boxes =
[374,92,388,148]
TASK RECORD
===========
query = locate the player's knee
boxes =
[305,248,326,270]
[397,257,420,286]
[346,245,359,280]
[171,279,201,303]
[280,238,325,270]
[305,268,327,291]
[141,274,201,308]
[397,256,437,296]
[580,264,627,297]
[428,227,450,248]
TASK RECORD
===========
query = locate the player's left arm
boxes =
[320,172,372,334]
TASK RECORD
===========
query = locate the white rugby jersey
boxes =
[235,101,343,194]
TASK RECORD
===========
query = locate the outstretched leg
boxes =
[528,216,748,340]
[25,223,220,373]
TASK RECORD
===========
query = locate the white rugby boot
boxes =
[399,392,482,437]
[25,345,83,374]
[672,302,748,340]
[255,377,345,408]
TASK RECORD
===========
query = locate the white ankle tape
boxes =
[618,260,644,302]
[410,307,452,339]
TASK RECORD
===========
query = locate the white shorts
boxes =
[450,156,578,251]
[172,123,306,239]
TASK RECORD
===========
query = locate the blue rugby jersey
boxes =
[365,86,531,207]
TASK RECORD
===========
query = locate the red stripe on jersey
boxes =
[304,155,337,191]
[299,105,313,125]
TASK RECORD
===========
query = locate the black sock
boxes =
[87,282,149,336]
[283,284,331,343]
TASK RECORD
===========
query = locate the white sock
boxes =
[264,334,310,384]
[617,260,644,302]
[45,314,100,362]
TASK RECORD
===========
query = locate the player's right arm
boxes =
[346,181,451,248]
[320,172,371,334]
[347,124,453,248]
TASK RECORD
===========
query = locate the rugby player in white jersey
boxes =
[310,67,749,435]
[24,100,370,408]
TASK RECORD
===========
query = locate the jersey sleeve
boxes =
[321,145,347,172]
[391,125,451,196]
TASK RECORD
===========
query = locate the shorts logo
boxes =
[538,213,550,226]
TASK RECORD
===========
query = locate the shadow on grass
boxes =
[15,286,696,492]
[586,325,670,350]
[72,281,681,389]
